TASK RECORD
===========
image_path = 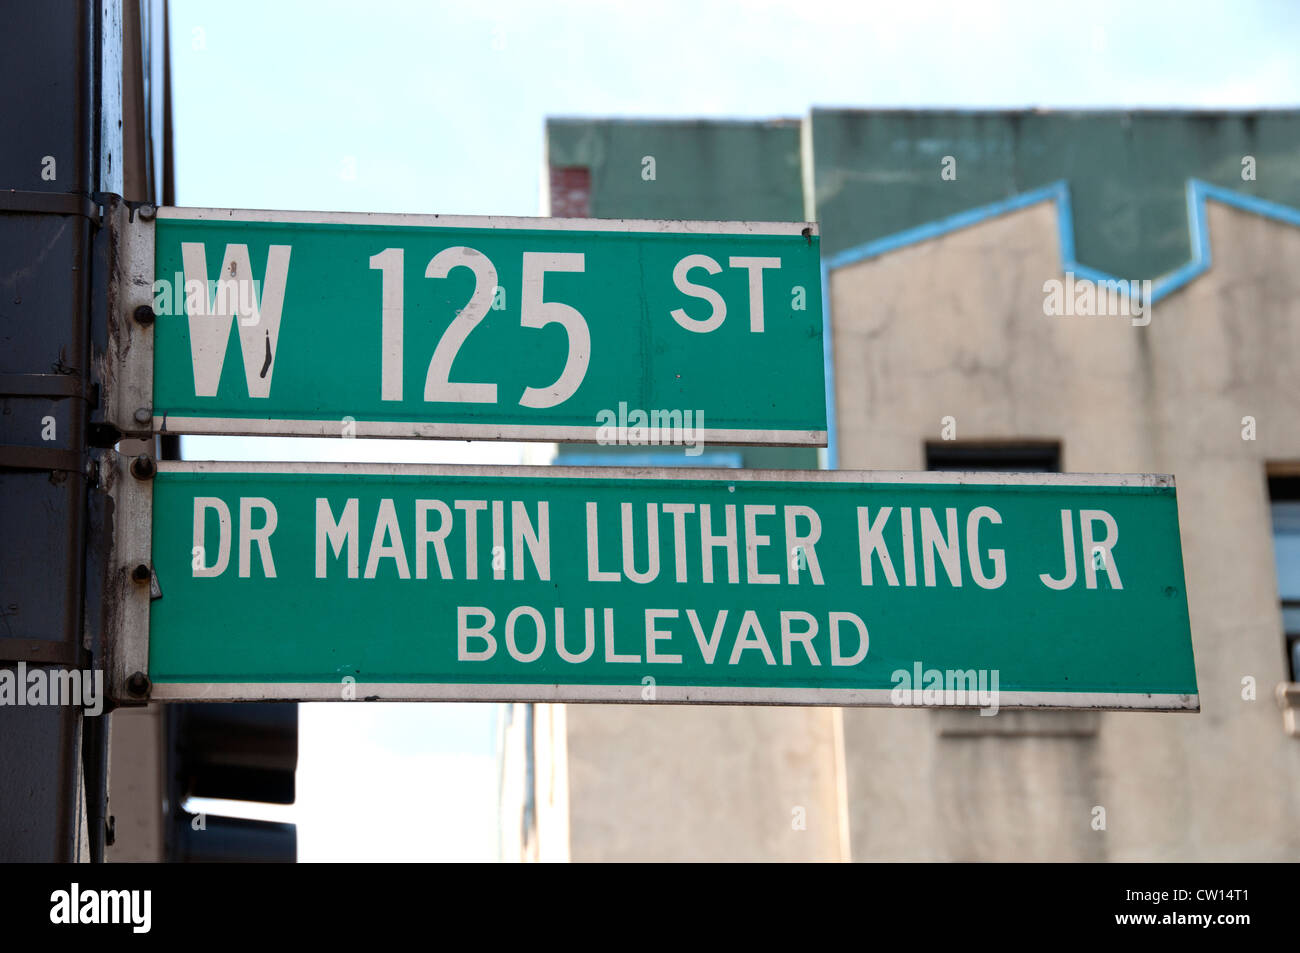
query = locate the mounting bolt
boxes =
[133,304,155,326]
[137,204,156,221]
[130,454,155,480]
[131,563,151,583]
[126,672,151,697]
[133,407,151,425]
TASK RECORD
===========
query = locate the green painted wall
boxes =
[809,109,1300,279]
[547,118,806,222]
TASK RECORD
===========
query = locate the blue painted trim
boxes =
[819,258,837,471]
[1054,181,1078,264]
[824,182,1071,271]
[818,179,1300,470]
[826,178,1300,299]
[1193,179,1300,228]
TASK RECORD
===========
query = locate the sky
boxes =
[166,0,1299,861]
[171,0,1300,219]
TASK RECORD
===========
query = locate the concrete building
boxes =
[500,110,1300,861]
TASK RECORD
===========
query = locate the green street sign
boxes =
[124,462,1198,710]
[129,208,826,446]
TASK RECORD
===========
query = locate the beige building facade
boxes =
[833,195,1300,861]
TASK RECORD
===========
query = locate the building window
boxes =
[925,441,1060,473]
[924,441,1098,736]
[1269,476,1300,682]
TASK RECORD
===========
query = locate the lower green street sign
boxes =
[121,462,1198,710]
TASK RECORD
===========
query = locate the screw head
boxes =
[133,304,155,326]
[126,672,151,697]
[131,563,150,583]
[137,204,156,221]
[133,407,151,424]
[130,454,155,480]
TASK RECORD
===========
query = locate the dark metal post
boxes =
[0,1,107,862]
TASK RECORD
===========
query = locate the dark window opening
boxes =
[923,441,1086,735]
[1268,475,1300,682]
[925,441,1061,473]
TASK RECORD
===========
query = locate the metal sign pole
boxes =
[0,1,105,861]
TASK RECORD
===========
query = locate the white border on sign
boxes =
[148,207,824,445]
[147,682,1199,711]
[135,462,1191,711]
[155,418,826,446]
[155,460,1174,488]
[157,206,819,236]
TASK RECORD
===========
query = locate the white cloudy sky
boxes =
[168,0,1298,861]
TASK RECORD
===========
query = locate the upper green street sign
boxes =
[120,207,826,446]
[110,460,1198,711]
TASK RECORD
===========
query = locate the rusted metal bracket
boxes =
[0,373,90,400]
[0,637,85,666]
[0,188,102,224]
[102,450,153,704]
[0,444,84,472]
[99,202,155,439]
[0,373,91,471]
